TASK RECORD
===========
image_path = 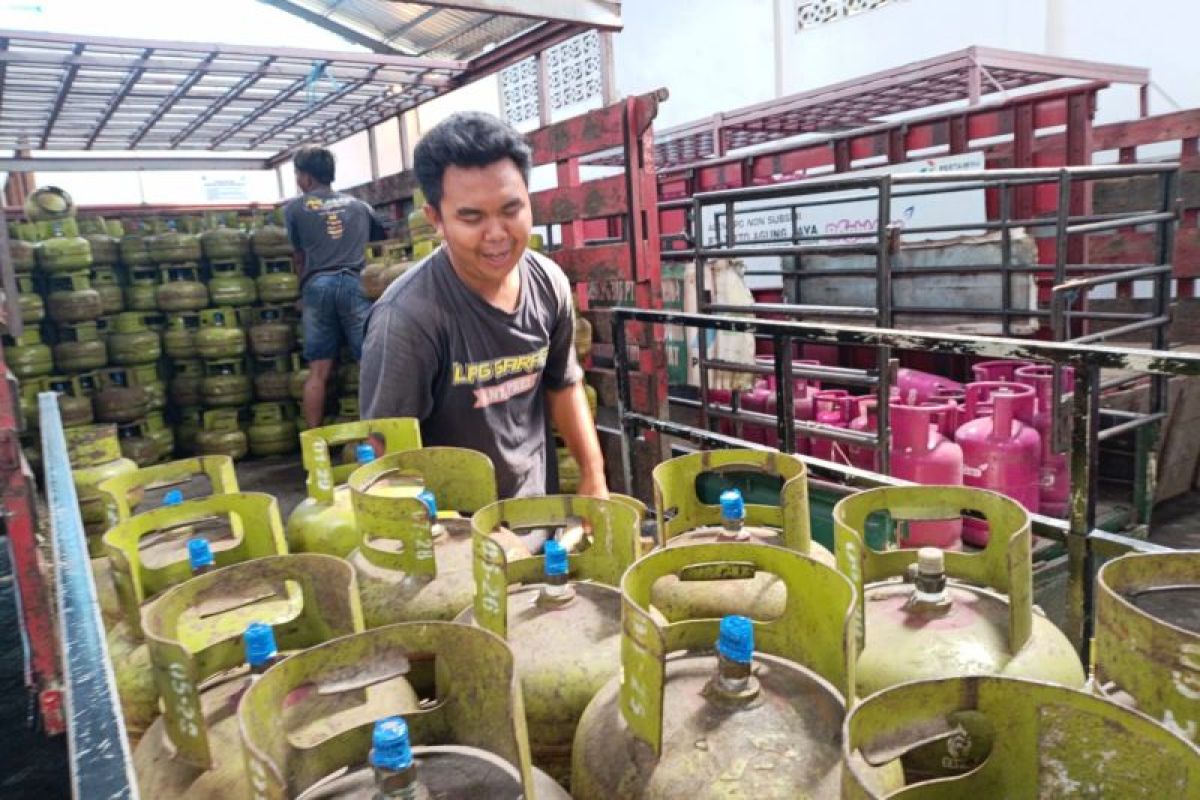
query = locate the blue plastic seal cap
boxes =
[371,716,414,771]
[244,622,278,668]
[163,488,184,506]
[717,615,755,664]
[356,442,376,465]
[544,539,569,578]
[187,538,214,571]
[417,489,438,518]
[719,488,745,521]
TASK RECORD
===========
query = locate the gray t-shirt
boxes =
[284,190,386,284]
[359,247,583,499]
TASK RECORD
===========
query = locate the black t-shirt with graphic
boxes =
[359,247,582,498]
[284,189,386,284]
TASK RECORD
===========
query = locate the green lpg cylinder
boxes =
[250,208,292,259]
[458,495,642,786]
[285,418,422,556]
[66,424,140,554]
[570,543,903,799]
[91,266,125,315]
[24,185,74,221]
[1095,551,1200,744]
[255,258,298,303]
[248,305,296,357]
[348,447,503,627]
[44,374,95,428]
[195,307,245,359]
[650,449,834,622]
[46,269,102,323]
[833,485,1086,779]
[144,411,174,460]
[156,263,208,311]
[94,366,150,423]
[338,361,359,396]
[169,359,204,407]
[5,328,53,379]
[407,188,439,245]
[125,265,160,311]
[102,492,289,739]
[247,402,297,456]
[147,220,202,263]
[120,220,153,267]
[18,378,42,429]
[334,395,359,424]
[842,675,1200,799]
[129,362,167,412]
[164,312,201,360]
[16,274,43,323]
[79,216,121,266]
[208,261,257,307]
[196,409,247,460]
[118,419,160,467]
[53,321,108,371]
[238,621,568,800]
[289,352,308,401]
[97,454,240,528]
[36,218,93,272]
[135,554,407,799]
[252,355,292,402]
[200,218,250,262]
[175,406,204,455]
[201,359,251,407]
[8,222,38,272]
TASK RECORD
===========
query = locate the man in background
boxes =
[285,146,387,428]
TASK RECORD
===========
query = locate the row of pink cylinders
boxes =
[704,359,1073,549]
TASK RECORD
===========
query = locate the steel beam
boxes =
[0,156,270,171]
[259,0,403,54]
[39,395,137,796]
[422,0,622,30]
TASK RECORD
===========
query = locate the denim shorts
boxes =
[302,269,372,361]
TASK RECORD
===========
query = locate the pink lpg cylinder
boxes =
[896,367,964,404]
[1014,364,1075,518]
[810,389,855,462]
[956,382,1042,547]
[761,360,822,452]
[889,401,964,549]
[735,357,775,444]
[971,359,1034,382]
[846,397,881,470]
[930,386,966,439]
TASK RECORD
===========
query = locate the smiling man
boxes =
[359,112,607,503]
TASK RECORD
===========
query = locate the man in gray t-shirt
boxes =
[285,146,386,428]
[359,112,606,502]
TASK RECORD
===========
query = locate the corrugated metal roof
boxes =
[0,2,622,162]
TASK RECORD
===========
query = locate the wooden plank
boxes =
[1088,227,1200,277]
[528,101,625,165]
[1092,170,1200,215]
[530,174,628,225]
[1093,108,1200,151]
[586,367,659,413]
[551,241,632,284]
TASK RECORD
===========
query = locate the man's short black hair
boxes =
[294,146,336,186]
[414,112,532,210]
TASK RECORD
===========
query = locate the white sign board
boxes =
[201,174,249,203]
[701,152,988,287]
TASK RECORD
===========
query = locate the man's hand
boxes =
[546,382,607,499]
[576,468,609,499]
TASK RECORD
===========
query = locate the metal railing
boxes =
[658,163,1180,527]
[611,308,1200,657]
[39,394,138,799]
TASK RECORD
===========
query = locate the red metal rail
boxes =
[527,89,669,493]
[0,357,62,735]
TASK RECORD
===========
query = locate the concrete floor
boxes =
[234,452,308,519]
